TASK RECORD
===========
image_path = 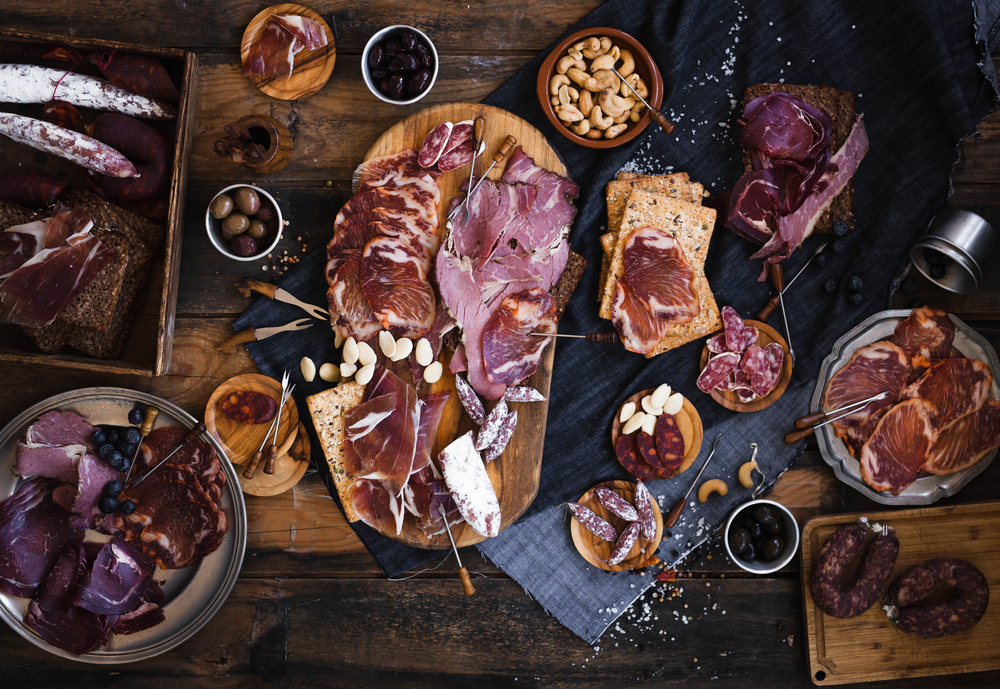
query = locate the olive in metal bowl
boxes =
[753,505,780,525]
[743,518,765,540]
[230,234,258,257]
[368,44,385,69]
[221,212,249,240]
[409,68,432,96]
[728,527,751,555]
[761,536,785,561]
[234,187,260,215]
[210,194,234,219]
[388,75,405,100]
[247,220,268,240]
[255,201,276,222]
[401,28,417,51]
[396,51,419,72]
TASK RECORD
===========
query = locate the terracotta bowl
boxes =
[536,27,664,149]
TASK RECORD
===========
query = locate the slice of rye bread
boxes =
[601,188,721,356]
[741,83,857,233]
[22,320,75,354]
[307,382,366,522]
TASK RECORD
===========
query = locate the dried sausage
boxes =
[884,558,989,637]
[0,114,137,178]
[90,52,180,101]
[88,113,170,201]
[417,121,453,168]
[567,502,617,542]
[608,521,640,565]
[216,390,277,425]
[505,386,546,403]
[0,172,67,207]
[654,413,685,474]
[595,487,638,522]
[475,398,508,451]
[633,481,657,540]
[809,524,899,618]
[615,433,659,482]
[697,351,739,393]
[484,411,517,462]
[454,374,485,425]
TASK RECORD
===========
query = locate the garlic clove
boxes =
[319,363,340,383]
[343,337,359,365]
[415,338,433,366]
[618,401,636,424]
[662,392,684,416]
[300,356,316,383]
[423,361,443,384]
[355,363,375,385]
[358,341,377,367]
[641,413,657,435]
[340,362,357,379]
[622,411,646,435]
[650,383,671,408]
[390,337,412,362]
[333,328,344,349]
[641,394,663,416]
[378,330,397,358]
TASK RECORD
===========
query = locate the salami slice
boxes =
[595,487,639,522]
[706,333,729,354]
[476,398,508,451]
[741,345,772,397]
[567,503,617,542]
[636,431,668,477]
[437,138,480,172]
[417,121,454,168]
[482,288,557,386]
[654,414,685,473]
[884,558,989,638]
[634,481,657,541]
[359,236,436,338]
[809,524,899,619]
[454,374,485,425]
[615,433,659,482]
[697,351,740,393]
[763,342,785,395]
[442,120,473,154]
[608,521,640,565]
[484,411,517,462]
[722,306,756,353]
[505,386,546,403]
[736,388,757,403]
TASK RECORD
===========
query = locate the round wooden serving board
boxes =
[359,103,567,549]
[205,374,299,466]
[238,421,311,497]
[698,320,793,412]
[610,389,703,478]
[240,4,336,100]
[570,480,663,572]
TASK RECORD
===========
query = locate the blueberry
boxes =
[119,499,135,516]
[106,430,119,445]
[847,276,863,292]
[91,429,106,446]
[104,480,123,497]
[833,221,849,236]
[98,496,119,514]
[930,265,947,280]
[128,408,143,425]
[902,279,917,294]
[125,427,141,444]
[120,442,136,457]
[910,299,926,309]
[849,293,863,306]
[120,457,132,473]
[99,443,115,459]
[815,254,827,267]
[832,239,846,253]
[824,279,838,293]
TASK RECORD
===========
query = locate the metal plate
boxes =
[0,388,247,663]
[812,310,1000,505]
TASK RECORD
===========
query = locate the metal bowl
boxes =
[723,499,800,575]
[361,25,438,105]
[205,184,283,262]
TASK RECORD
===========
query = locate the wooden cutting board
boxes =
[358,103,568,549]
[801,502,1000,685]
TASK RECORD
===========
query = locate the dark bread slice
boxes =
[551,250,586,319]
[0,201,41,230]
[68,250,152,359]
[741,83,856,233]
[22,320,74,354]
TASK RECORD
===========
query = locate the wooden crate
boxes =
[0,29,197,375]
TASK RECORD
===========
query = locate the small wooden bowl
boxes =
[570,480,663,572]
[205,373,299,465]
[698,320,793,413]
[241,3,337,100]
[536,27,664,149]
[239,421,311,497]
[610,389,704,478]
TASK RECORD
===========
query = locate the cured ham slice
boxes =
[139,426,225,502]
[327,249,382,342]
[242,15,328,80]
[14,411,94,483]
[611,278,670,355]
[71,538,153,615]
[891,307,955,360]
[405,466,462,538]
[824,340,909,430]
[334,187,437,228]
[622,227,699,323]
[413,391,450,474]
[924,399,1000,475]
[0,207,90,278]
[900,358,992,428]
[352,148,442,204]
[860,399,938,493]
[360,236,436,338]
[482,288,557,386]
[501,147,580,239]
[347,479,404,536]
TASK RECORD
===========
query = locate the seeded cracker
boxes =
[306,382,365,522]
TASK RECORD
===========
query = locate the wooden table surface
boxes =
[2,3,999,687]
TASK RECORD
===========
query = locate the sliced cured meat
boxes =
[413,392,449,474]
[636,431,665,477]
[809,524,899,619]
[346,393,396,441]
[501,147,580,229]
[111,579,165,636]
[352,148,441,202]
[890,307,955,360]
[409,297,456,388]
[484,411,518,462]
[706,332,728,354]
[350,367,420,496]
[481,288,557,386]
[14,410,93,483]
[621,227,699,323]
[824,341,909,427]
[404,466,462,538]
[454,374,485,424]
[900,358,992,428]
[334,187,437,228]
[722,306,757,353]
[332,207,435,242]
[70,453,122,529]
[347,479,404,535]
[697,351,740,393]
[24,410,93,448]
[0,207,88,278]
[328,220,437,275]
[242,14,327,79]
[924,399,1000,475]
[859,399,938,493]
[654,413,686,474]
[437,138,480,172]
[763,342,785,394]
[139,426,225,501]
[615,433,659,482]
[360,236,436,338]
[71,538,153,615]
[0,478,77,597]
[328,249,382,342]
[418,122,454,167]
[884,558,989,638]
[442,120,473,154]
[438,431,501,538]
[611,278,670,355]
[741,345,772,397]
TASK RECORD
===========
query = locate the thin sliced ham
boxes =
[327,249,382,343]
[352,148,441,203]
[349,367,420,496]
[611,278,670,355]
[0,207,90,278]
[14,410,94,483]
[860,398,938,493]
[900,358,992,428]
[622,227,699,323]
[242,14,328,80]
[924,399,1000,475]
[347,479,404,536]
[482,288,557,386]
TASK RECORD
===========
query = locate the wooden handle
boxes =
[794,411,828,429]
[586,332,618,343]
[650,109,675,136]
[494,135,516,163]
[217,327,257,353]
[473,116,485,145]
[664,497,685,528]
[757,295,780,321]
[263,444,278,475]
[244,450,263,479]
[784,427,815,444]
[459,567,476,596]
[768,263,785,292]
[140,407,158,436]
[233,279,278,300]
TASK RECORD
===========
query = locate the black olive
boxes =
[367,44,385,70]
[396,51,420,72]
[387,58,402,73]
[815,254,827,267]
[125,427,141,444]
[91,429,107,446]
[910,299,926,309]
[847,276,863,292]
[902,279,917,294]
[385,39,402,55]
[728,527,751,554]
[370,68,388,80]
[99,443,115,459]
[415,41,433,67]
[119,499,136,516]
[753,506,779,525]
[231,235,258,257]
[106,430,120,444]
[98,496,119,514]
[739,541,758,561]
[767,520,786,536]
[824,279,838,293]
[745,519,765,540]
[761,536,785,560]
[104,480,124,497]
[379,78,390,96]
[930,265,947,280]
[408,68,432,95]
[832,239,846,253]
[128,408,143,425]
[401,28,417,51]
[849,292,863,306]
[833,220,849,236]
[388,74,405,100]
[923,248,942,266]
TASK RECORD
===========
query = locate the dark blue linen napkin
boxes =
[236,0,1000,642]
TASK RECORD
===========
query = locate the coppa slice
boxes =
[860,398,938,493]
[899,358,992,428]
[824,341,909,426]
[924,399,1000,475]
[890,306,955,360]
[359,236,436,338]
[327,248,382,342]
[611,277,670,355]
[334,187,437,228]
[352,148,441,202]
[622,226,700,323]
[482,288,557,386]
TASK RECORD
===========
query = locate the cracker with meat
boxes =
[306,382,366,522]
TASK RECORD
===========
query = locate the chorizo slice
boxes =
[884,558,989,637]
[809,524,899,618]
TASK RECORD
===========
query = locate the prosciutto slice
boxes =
[327,249,382,342]
[622,227,699,323]
[360,236,437,338]
[413,391,449,474]
[352,148,442,203]
[347,479,404,536]
[824,340,909,429]
[482,288,557,386]
[71,538,153,615]
[14,411,94,483]
[0,207,89,278]
[611,278,671,355]
[111,579,164,636]
[900,358,992,428]
[405,466,463,538]
[242,15,328,80]
[860,399,938,493]
[891,307,955,360]
[334,187,437,228]
[924,399,1000,475]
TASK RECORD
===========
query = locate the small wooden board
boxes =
[698,319,792,412]
[609,388,703,478]
[801,502,1000,685]
[240,4,336,101]
[570,480,663,571]
[205,374,298,466]
[356,103,567,548]
[239,421,310,497]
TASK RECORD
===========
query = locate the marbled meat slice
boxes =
[417,122,454,168]
[654,413,686,474]
[706,333,728,354]
[622,227,699,323]
[352,148,442,205]
[924,399,1000,475]
[70,452,123,529]
[24,410,94,447]
[611,278,670,355]
[891,307,955,360]
[615,432,659,482]
[328,221,436,278]
[900,358,993,428]
[139,426,225,502]
[360,236,436,338]
[824,340,909,430]
[14,410,94,483]
[721,306,757,353]
[334,187,437,228]
[404,464,462,538]
[111,579,165,636]
[413,391,450,475]
[860,399,938,493]
[327,248,382,342]
[71,538,153,615]
[741,345,772,397]
[332,207,435,240]
[697,351,740,393]
[481,287,557,386]
[348,479,404,536]
[763,342,784,393]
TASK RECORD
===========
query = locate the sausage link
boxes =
[884,558,989,637]
[809,524,899,618]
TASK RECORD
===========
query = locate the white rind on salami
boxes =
[437,431,501,538]
[0,114,138,178]
[476,398,509,451]
[697,351,739,393]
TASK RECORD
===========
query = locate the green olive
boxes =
[247,219,268,240]
[221,212,249,237]
[210,194,234,219]
[234,187,261,215]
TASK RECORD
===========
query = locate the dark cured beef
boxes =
[111,578,164,636]
[71,538,153,615]
[139,426,226,502]
[70,453,122,530]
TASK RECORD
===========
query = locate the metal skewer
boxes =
[529,331,618,343]
[440,505,475,596]
[784,391,891,444]
[615,69,675,136]
[122,406,158,486]
[447,135,517,221]
[758,242,828,321]
[245,371,290,479]
[664,434,725,528]
[130,421,205,488]
[459,117,486,224]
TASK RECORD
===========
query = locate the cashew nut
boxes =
[580,37,603,59]
[584,69,620,94]
[598,89,630,118]
[572,41,586,51]
[618,49,636,77]
[555,104,584,122]
[551,96,560,107]
[558,84,571,105]
[605,123,629,139]
[589,105,613,130]
[568,48,584,61]
[578,89,594,116]
[567,86,579,101]
[556,55,586,75]
[613,110,630,125]
[590,53,617,73]
[629,102,645,122]
[549,73,570,95]
[609,45,621,61]
[585,128,603,139]
[570,119,590,136]
[566,67,589,87]
[738,461,758,489]
[624,73,648,99]
[698,479,729,503]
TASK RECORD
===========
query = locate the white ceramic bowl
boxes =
[205,184,283,262]
[361,25,438,105]
[723,499,800,575]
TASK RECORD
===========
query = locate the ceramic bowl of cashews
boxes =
[536,27,664,148]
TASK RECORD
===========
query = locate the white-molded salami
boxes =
[417,121,454,168]
[697,351,740,393]
[476,398,508,451]
[0,114,137,178]
[437,431,501,538]
[484,411,517,462]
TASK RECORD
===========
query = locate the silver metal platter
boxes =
[812,310,1000,505]
[0,388,247,663]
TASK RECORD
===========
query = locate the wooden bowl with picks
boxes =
[610,389,704,479]
[205,374,298,466]
[699,320,793,413]
[239,420,311,497]
[570,480,663,572]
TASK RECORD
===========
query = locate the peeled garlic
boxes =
[340,362,357,379]
[378,330,396,358]
[641,413,657,435]
[622,411,646,435]
[641,394,663,416]
[391,337,413,361]
[333,328,344,349]
[423,361,443,384]
[662,392,684,415]
[319,363,340,382]
[415,338,433,366]
[358,341,377,367]
[618,401,636,424]
[300,356,316,382]
[355,363,375,385]
[343,337,359,365]
[651,383,671,408]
